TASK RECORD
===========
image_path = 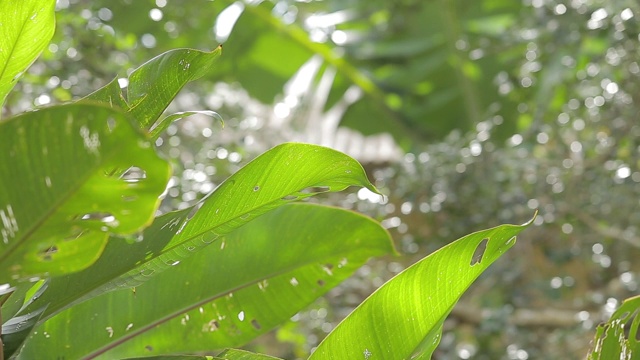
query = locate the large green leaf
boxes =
[586,295,640,360]
[84,46,222,134]
[19,143,379,321]
[0,103,171,284]
[17,204,394,359]
[309,219,532,359]
[0,0,56,110]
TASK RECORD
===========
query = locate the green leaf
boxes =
[586,295,640,360]
[84,46,222,133]
[0,103,171,284]
[21,143,378,320]
[0,0,56,110]
[309,219,533,359]
[149,110,223,140]
[216,348,283,360]
[18,204,394,359]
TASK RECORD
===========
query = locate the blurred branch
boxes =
[451,304,587,328]
[576,212,640,248]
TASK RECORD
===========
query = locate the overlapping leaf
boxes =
[0,104,171,284]
[16,143,378,321]
[17,204,394,359]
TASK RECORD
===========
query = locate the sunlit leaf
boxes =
[0,0,56,110]
[0,103,170,284]
[17,204,394,358]
[20,143,378,320]
[310,218,533,359]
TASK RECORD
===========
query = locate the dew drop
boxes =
[237,311,245,321]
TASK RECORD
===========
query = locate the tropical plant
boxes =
[0,1,537,359]
[3,0,638,359]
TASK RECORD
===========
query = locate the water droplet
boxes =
[253,185,260,192]
[105,327,114,338]
[364,348,372,360]
[168,260,180,266]
[240,213,250,220]
[237,311,245,321]
[290,277,299,286]
[220,240,226,249]
[187,245,196,251]
[125,323,133,331]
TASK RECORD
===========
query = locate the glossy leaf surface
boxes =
[310,220,532,359]
[18,204,394,359]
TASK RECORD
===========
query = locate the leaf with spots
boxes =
[17,204,394,358]
[309,218,533,359]
[0,103,170,284]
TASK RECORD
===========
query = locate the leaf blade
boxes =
[0,0,56,109]
[0,103,170,283]
[309,220,532,359]
[17,204,394,358]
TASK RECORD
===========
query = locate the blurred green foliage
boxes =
[5,0,640,359]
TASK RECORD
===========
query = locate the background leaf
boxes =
[0,0,56,110]
[0,103,170,284]
[17,204,394,359]
[309,219,532,359]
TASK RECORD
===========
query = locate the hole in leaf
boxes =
[251,319,261,330]
[281,195,298,201]
[145,345,153,352]
[253,185,260,192]
[40,246,58,261]
[121,166,147,183]
[470,238,489,266]
[79,212,113,221]
[106,117,116,132]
